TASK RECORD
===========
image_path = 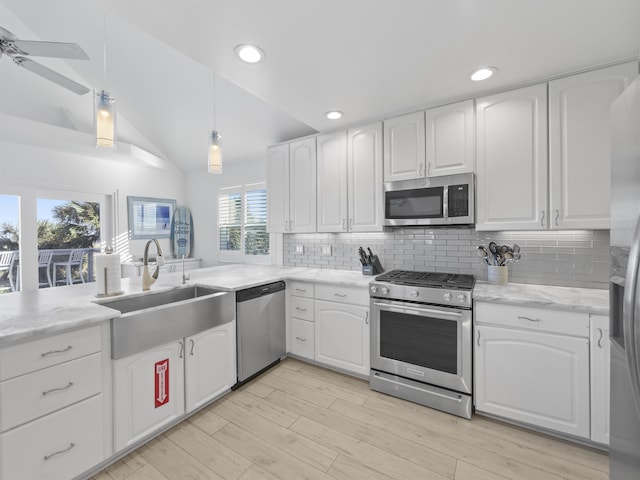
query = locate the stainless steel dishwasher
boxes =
[235,281,286,385]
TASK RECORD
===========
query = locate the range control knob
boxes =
[443,292,452,301]
[381,287,389,295]
[409,290,419,298]
[370,285,378,294]
[457,294,467,303]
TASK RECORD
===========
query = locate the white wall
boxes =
[185,157,267,267]
[1,138,186,289]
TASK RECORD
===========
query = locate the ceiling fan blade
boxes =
[12,40,89,60]
[0,26,18,42]
[14,57,90,95]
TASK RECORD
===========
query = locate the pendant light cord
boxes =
[213,72,216,131]
[103,14,107,86]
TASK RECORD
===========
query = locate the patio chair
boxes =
[37,250,54,288]
[54,249,86,285]
[0,251,18,292]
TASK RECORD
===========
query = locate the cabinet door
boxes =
[317,131,348,232]
[185,322,236,413]
[314,300,370,376]
[289,137,317,232]
[383,111,426,182]
[425,100,475,177]
[348,122,384,232]
[475,325,590,438]
[590,314,610,445]
[549,62,637,230]
[476,84,548,230]
[113,341,185,451]
[266,144,290,233]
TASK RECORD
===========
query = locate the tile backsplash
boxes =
[283,228,610,289]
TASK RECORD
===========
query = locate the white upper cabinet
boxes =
[266,144,290,233]
[384,111,426,182]
[425,100,475,177]
[317,123,384,233]
[348,122,384,232]
[549,62,637,229]
[289,137,317,233]
[267,138,317,233]
[476,84,549,230]
[317,131,348,232]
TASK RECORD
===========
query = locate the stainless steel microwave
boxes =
[383,173,475,227]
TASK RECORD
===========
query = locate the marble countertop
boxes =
[0,265,373,346]
[473,282,609,315]
[0,265,610,346]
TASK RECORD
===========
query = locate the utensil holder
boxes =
[487,265,508,285]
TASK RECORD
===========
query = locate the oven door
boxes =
[371,298,472,394]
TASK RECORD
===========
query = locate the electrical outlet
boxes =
[321,244,332,256]
[295,244,304,254]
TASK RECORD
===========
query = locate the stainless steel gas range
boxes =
[369,270,475,419]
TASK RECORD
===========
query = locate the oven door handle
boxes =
[373,301,463,320]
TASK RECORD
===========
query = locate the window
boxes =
[37,198,101,288]
[218,183,270,263]
[0,194,20,293]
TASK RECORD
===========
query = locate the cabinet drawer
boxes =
[315,283,369,306]
[0,353,102,432]
[475,302,589,337]
[288,281,314,298]
[290,296,314,321]
[1,395,104,480]
[0,326,102,381]
[291,318,314,359]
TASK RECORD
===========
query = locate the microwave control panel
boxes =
[448,184,469,217]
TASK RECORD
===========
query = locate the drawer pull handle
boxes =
[296,307,307,312]
[518,315,540,322]
[295,337,307,342]
[41,346,72,357]
[295,288,307,292]
[334,293,347,298]
[44,443,75,461]
[43,382,74,396]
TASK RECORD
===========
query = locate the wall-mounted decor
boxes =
[127,196,176,239]
[171,206,193,258]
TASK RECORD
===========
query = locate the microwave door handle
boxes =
[373,301,463,321]
[624,215,640,415]
[443,186,449,220]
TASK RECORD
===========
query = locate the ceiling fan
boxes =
[0,25,90,95]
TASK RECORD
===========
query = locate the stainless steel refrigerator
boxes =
[610,74,640,480]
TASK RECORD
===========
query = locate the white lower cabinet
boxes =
[1,395,105,480]
[113,340,185,451]
[0,324,110,480]
[315,300,370,376]
[474,302,591,439]
[185,322,236,412]
[114,322,236,451]
[287,281,370,377]
[590,314,610,445]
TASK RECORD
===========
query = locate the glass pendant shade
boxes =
[95,90,116,150]
[208,131,222,174]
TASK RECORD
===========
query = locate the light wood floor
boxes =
[93,358,609,480]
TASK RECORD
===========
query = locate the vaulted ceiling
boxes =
[1,0,638,173]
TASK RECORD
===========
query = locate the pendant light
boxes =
[208,73,222,174]
[95,14,116,150]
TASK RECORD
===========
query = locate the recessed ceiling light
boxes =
[325,111,343,120]
[235,44,264,64]
[471,67,497,81]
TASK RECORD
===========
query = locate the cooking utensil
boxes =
[477,246,489,264]
[488,242,499,265]
[501,251,514,265]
